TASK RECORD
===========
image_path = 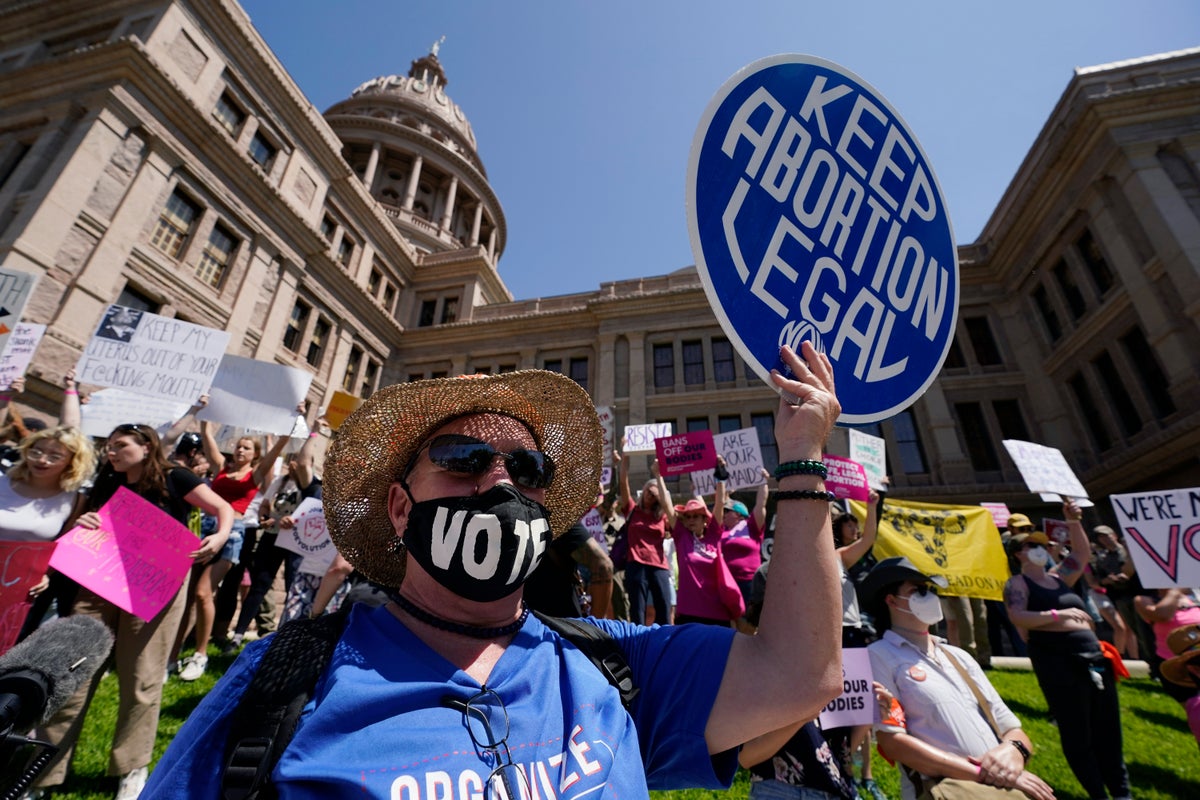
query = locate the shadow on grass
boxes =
[1128,759,1200,797]
[1129,706,1189,732]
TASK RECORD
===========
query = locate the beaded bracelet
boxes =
[774,459,828,480]
[64,389,78,396]
[775,489,836,503]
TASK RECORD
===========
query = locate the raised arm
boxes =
[290,412,325,490]
[254,433,288,489]
[616,441,631,511]
[705,343,842,754]
[1056,499,1090,587]
[838,488,879,568]
[751,468,769,533]
[654,458,676,530]
[162,395,208,455]
[311,552,354,619]
[199,419,226,474]
[60,371,81,428]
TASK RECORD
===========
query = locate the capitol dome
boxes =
[325,43,505,264]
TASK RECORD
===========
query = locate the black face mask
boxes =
[402,484,552,603]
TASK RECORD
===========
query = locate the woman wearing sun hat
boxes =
[1136,597,1200,749]
[1004,501,1131,800]
[143,343,845,799]
[673,479,743,626]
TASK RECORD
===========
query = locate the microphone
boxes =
[0,616,113,735]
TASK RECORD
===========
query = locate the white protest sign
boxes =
[581,507,605,548]
[622,422,672,454]
[274,498,335,576]
[198,355,312,436]
[690,426,766,495]
[1110,488,1200,589]
[1002,439,1089,499]
[849,429,887,491]
[76,305,229,401]
[79,388,192,439]
[596,406,615,466]
[818,647,874,728]
[0,323,45,390]
[0,267,40,359]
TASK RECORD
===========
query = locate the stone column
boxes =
[402,155,423,211]
[326,327,357,396]
[596,333,617,408]
[627,332,646,425]
[440,176,458,232]
[487,226,497,261]
[224,237,276,355]
[362,142,381,191]
[469,201,483,247]
[254,261,304,359]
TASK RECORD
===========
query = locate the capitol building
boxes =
[0,0,1197,517]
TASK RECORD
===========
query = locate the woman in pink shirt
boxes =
[720,467,769,624]
[615,444,674,625]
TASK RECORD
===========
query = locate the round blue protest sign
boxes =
[686,55,959,424]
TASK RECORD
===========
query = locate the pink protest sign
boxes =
[823,455,869,502]
[49,487,195,622]
[0,540,56,655]
[980,502,1010,529]
[656,430,716,477]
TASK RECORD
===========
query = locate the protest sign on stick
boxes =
[689,427,766,495]
[198,355,313,436]
[76,305,230,401]
[623,422,673,454]
[50,487,195,621]
[596,406,616,465]
[849,430,888,491]
[1110,487,1200,589]
[656,431,716,477]
[275,498,335,575]
[1002,439,1089,499]
[0,323,45,390]
[0,540,56,655]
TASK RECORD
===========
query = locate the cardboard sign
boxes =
[596,406,616,467]
[0,267,40,360]
[49,487,195,621]
[0,323,45,390]
[623,422,673,454]
[275,498,335,575]
[656,430,717,477]
[0,540,56,655]
[1043,518,1069,545]
[198,355,313,436]
[823,454,869,502]
[325,390,363,431]
[1110,488,1200,589]
[686,55,959,424]
[76,305,229,401]
[849,429,887,491]
[79,388,192,439]
[689,427,767,495]
[980,502,1011,530]
[860,497,1008,600]
[818,647,874,728]
[1002,439,1089,499]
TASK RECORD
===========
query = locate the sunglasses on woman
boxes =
[411,433,555,489]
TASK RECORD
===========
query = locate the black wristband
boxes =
[775,489,836,503]
[1008,739,1031,763]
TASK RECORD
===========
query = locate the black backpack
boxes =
[221,608,638,800]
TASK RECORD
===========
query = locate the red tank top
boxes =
[209,469,257,514]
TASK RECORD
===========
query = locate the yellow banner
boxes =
[848,497,1009,601]
[325,390,363,431]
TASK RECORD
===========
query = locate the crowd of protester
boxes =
[0,359,1193,800]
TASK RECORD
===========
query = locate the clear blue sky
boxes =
[240,1,1198,302]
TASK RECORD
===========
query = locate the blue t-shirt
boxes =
[144,603,738,798]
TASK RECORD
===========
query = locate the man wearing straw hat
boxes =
[144,343,844,798]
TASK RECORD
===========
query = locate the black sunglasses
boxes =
[412,433,555,490]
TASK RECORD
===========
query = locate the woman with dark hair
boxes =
[34,423,234,800]
[1003,500,1131,800]
[615,442,675,625]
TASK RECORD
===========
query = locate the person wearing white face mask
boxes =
[1003,501,1131,800]
[863,557,1053,800]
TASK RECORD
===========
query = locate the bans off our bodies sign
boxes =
[687,55,959,424]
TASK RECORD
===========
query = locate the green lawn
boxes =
[41,660,1200,799]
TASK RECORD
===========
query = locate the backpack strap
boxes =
[221,605,351,800]
[533,611,639,709]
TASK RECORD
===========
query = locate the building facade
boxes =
[0,0,1196,517]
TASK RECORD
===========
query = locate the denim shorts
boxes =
[200,514,245,563]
